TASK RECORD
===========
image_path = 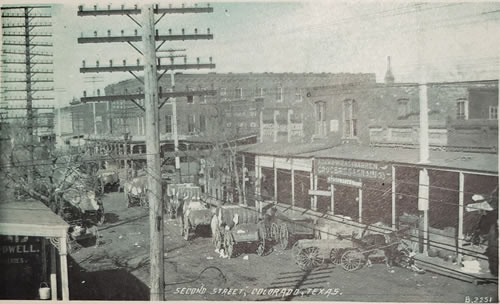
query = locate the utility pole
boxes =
[77,4,215,300]
[141,5,163,299]
[1,5,54,185]
[415,4,430,254]
[158,48,187,183]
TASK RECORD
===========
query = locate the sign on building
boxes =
[315,158,392,181]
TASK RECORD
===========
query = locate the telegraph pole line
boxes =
[1,5,54,185]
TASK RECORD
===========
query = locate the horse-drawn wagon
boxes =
[292,225,424,273]
[212,205,268,258]
[265,208,316,250]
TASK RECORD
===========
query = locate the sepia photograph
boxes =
[0,0,498,302]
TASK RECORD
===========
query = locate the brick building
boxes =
[102,72,376,140]
[261,78,498,152]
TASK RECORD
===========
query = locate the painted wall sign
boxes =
[315,158,392,181]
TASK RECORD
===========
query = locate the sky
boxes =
[1,0,500,109]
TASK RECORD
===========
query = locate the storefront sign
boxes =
[327,176,362,188]
[308,189,332,197]
[315,158,391,181]
[0,236,41,265]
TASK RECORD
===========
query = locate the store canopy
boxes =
[238,142,498,175]
[0,200,69,239]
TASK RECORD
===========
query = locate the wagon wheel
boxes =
[270,223,279,242]
[279,223,289,250]
[223,231,234,258]
[295,247,323,271]
[341,249,364,271]
[291,241,302,257]
[329,248,344,265]
[257,226,266,256]
[394,248,411,268]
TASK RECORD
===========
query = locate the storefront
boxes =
[0,200,70,300]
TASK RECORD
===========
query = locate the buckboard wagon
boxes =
[292,238,355,270]
[293,227,425,273]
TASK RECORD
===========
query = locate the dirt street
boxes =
[68,192,498,302]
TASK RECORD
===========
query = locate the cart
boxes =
[181,199,213,241]
[267,209,316,250]
[223,222,267,258]
[292,237,354,271]
[337,227,423,272]
[212,205,266,258]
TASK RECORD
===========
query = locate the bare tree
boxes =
[0,120,102,217]
[204,102,245,205]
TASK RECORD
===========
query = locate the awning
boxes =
[0,200,70,301]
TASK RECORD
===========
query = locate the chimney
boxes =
[384,56,395,84]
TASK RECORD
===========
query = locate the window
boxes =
[397,99,409,119]
[256,87,263,97]
[456,99,468,120]
[235,88,243,99]
[343,99,357,138]
[220,88,226,96]
[199,114,206,132]
[277,87,283,102]
[187,95,194,104]
[188,114,196,133]
[490,106,498,120]
[315,101,327,137]
[165,115,172,133]
[201,88,207,103]
[295,93,303,103]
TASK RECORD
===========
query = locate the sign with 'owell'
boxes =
[315,158,392,181]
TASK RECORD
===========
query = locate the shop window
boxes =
[489,106,498,120]
[456,99,468,120]
[343,99,358,138]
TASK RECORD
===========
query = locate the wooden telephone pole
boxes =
[77,4,215,300]
[141,5,163,299]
